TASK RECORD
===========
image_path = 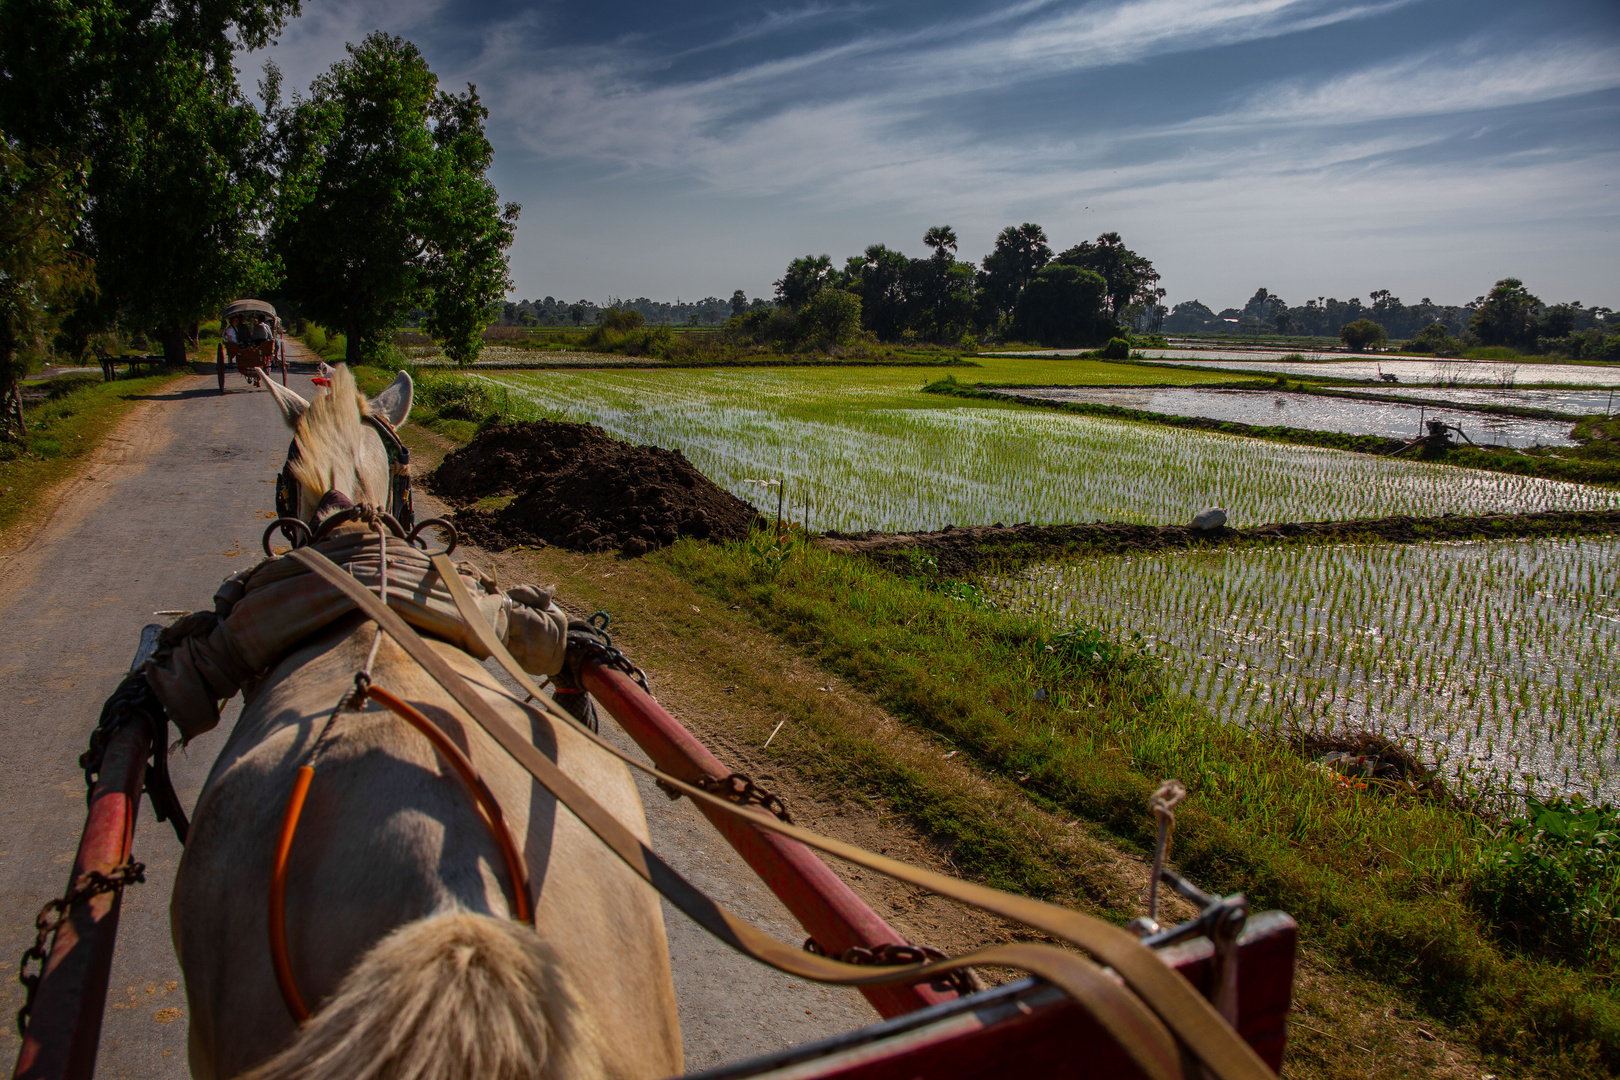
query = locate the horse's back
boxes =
[173,621,681,1079]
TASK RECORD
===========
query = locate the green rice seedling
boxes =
[456,368,1620,533]
[992,537,1620,808]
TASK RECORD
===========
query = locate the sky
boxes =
[245,0,1620,312]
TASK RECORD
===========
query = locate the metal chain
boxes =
[694,772,793,823]
[16,859,145,1036]
[803,938,984,997]
[566,612,650,692]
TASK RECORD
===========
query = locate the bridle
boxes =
[274,414,414,541]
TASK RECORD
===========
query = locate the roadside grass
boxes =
[0,371,190,538]
[499,539,1504,1080]
[657,536,1618,1080]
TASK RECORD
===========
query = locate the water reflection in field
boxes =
[995,387,1578,447]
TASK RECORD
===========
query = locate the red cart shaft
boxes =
[581,662,956,1018]
[12,722,148,1080]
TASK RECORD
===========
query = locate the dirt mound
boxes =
[432,421,759,555]
[432,420,625,500]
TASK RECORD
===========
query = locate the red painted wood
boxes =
[13,723,149,1080]
[582,662,957,1018]
[697,912,1297,1079]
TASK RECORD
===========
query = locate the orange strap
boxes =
[267,684,533,1022]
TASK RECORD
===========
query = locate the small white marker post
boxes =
[763,720,787,749]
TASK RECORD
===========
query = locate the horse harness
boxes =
[77,517,1276,1080]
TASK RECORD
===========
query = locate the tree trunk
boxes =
[5,380,25,437]
[347,320,362,365]
[161,324,188,366]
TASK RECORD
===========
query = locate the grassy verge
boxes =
[0,371,190,538]
[656,537,1616,1079]
[926,378,1620,488]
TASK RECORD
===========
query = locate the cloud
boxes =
[1197,40,1620,129]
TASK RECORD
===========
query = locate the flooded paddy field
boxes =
[1343,385,1617,416]
[993,386,1579,447]
[1128,356,1620,386]
[992,536,1620,805]
[469,368,1620,532]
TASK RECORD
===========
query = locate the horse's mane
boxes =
[289,364,378,510]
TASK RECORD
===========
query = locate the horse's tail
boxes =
[240,910,603,1080]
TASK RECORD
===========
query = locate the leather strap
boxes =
[291,546,1275,1080]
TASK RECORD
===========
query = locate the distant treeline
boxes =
[492,295,748,328]
[500,224,1161,351]
[1167,284,1618,358]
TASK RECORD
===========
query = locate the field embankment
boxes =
[820,508,1620,574]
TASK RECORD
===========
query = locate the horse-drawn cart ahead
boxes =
[12,366,1297,1080]
[216,299,287,393]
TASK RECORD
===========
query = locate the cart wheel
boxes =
[216,343,226,393]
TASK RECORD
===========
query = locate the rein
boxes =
[285,544,1276,1080]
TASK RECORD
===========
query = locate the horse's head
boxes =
[265,364,414,526]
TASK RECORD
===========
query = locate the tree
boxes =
[1469,278,1541,349]
[922,225,957,259]
[0,0,302,363]
[1054,232,1163,326]
[797,289,862,350]
[0,136,94,411]
[1339,318,1387,351]
[1012,265,1109,346]
[978,223,1051,321]
[843,244,910,341]
[773,254,833,310]
[94,47,277,362]
[729,290,748,319]
[272,34,519,364]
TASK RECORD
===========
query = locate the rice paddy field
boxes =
[462,367,1620,533]
[993,386,1580,446]
[991,537,1620,805]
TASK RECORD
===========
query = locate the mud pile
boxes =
[432,421,759,555]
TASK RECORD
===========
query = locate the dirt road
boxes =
[0,348,872,1078]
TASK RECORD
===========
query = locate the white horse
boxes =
[169,366,681,1079]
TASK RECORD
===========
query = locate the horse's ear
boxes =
[265,379,310,429]
[370,371,413,428]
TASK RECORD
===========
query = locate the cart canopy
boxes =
[221,299,277,320]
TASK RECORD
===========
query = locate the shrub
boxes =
[1098,337,1131,360]
[1404,322,1460,355]
[1471,795,1620,966]
[797,289,863,349]
[1339,318,1388,351]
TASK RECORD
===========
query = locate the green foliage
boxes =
[1470,278,1541,349]
[595,307,646,333]
[797,288,863,349]
[1097,336,1131,360]
[0,0,295,363]
[0,136,93,393]
[774,254,834,310]
[1012,264,1111,346]
[271,33,518,365]
[1339,318,1388,351]
[1405,321,1461,355]
[1053,232,1164,326]
[978,223,1051,322]
[1472,796,1620,965]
